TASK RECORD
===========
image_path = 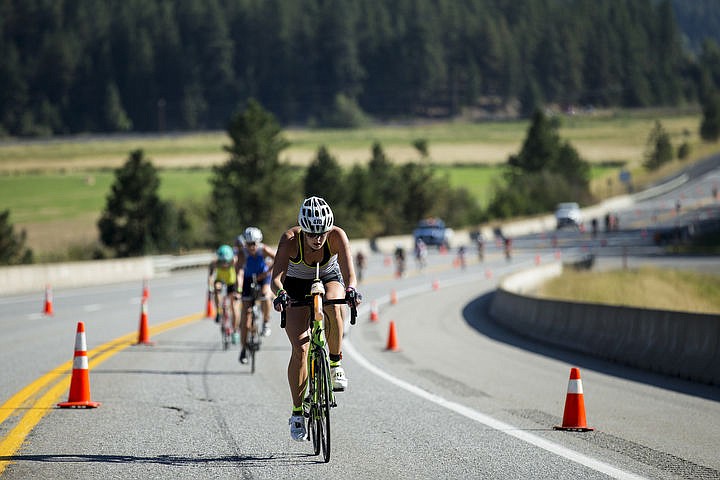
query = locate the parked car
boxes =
[555,202,582,229]
[413,218,453,248]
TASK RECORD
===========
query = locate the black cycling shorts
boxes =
[215,281,238,294]
[283,273,343,302]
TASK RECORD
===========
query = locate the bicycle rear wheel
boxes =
[249,306,261,374]
[249,333,257,374]
[221,321,231,350]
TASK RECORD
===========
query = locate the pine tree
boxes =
[644,121,674,170]
[0,210,33,265]
[97,150,171,256]
[700,92,720,142]
[209,99,297,243]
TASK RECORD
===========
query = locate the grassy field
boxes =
[0,109,714,255]
[537,266,720,314]
[0,109,704,171]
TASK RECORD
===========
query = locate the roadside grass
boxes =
[537,266,720,314]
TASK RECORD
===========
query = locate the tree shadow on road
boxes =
[463,292,720,403]
[0,451,324,467]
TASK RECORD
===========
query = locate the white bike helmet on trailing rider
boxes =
[298,196,334,234]
[243,226,263,244]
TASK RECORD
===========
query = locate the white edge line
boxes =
[344,340,645,480]
[345,264,646,480]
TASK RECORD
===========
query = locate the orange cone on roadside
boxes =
[390,289,398,305]
[43,285,54,316]
[432,279,440,290]
[142,278,149,300]
[58,322,101,408]
[136,298,155,345]
[554,367,594,431]
[386,321,400,351]
[205,291,215,318]
[370,301,379,322]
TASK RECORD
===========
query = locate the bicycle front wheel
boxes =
[308,353,321,456]
[316,351,332,463]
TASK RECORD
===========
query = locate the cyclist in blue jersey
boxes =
[272,196,361,441]
[236,226,276,364]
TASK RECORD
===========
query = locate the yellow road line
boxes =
[0,312,204,476]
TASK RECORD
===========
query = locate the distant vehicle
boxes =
[555,202,582,229]
[413,218,453,248]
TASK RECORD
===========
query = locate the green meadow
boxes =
[0,109,713,254]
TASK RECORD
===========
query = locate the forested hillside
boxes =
[671,0,720,54]
[1,0,720,137]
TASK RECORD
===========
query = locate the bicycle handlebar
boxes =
[280,298,357,329]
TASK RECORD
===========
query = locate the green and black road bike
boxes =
[280,264,357,463]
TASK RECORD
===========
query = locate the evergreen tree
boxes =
[644,121,674,170]
[97,149,172,257]
[304,146,345,207]
[0,210,33,265]
[700,91,720,142]
[209,99,297,243]
[488,109,592,217]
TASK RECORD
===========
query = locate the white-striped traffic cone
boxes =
[553,367,592,431]
[58,321,101,408]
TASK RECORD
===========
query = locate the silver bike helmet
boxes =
[243,226,263,243]
[298,196,334,234]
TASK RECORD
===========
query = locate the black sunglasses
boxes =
[306,232,327,239]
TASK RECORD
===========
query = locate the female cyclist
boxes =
[271,196,361,441]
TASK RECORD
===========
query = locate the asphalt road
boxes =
[1,166,719,479]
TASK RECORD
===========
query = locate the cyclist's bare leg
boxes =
[230,293,241,332]
[285,308,310,407]
[323,280,345,357]
[213,281,223,315]
[261,283,273,324]
[241,299,253,345]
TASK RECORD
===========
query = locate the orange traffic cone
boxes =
[206,291,215,318]
[370,301,379,322]
[142,278,150,300]
[43,285,54,316]
[432,279,440,290]
[390,289,398,305]
[58,322,101,408]
[386,321,400,351]
[136,298,155,345]
[554,367,594,431]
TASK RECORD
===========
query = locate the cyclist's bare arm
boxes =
[262,244,277,261]
[207,262,217,290]
[272,228,297,295]
[236,250,246,292]
[329,227,357,292]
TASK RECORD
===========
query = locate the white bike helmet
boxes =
[243,226,263,243]
[298,196,334,234]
